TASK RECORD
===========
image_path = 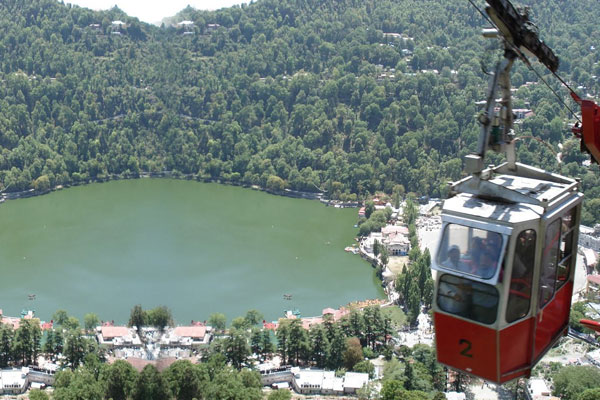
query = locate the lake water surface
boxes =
[0,179,383,323]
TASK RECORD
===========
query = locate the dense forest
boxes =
[0,0,599,223]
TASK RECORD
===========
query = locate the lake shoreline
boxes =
[0,171,360,208]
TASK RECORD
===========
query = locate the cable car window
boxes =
[506,229,536,323]
[557,208,576,286]
[437,224,503,279]
[437,274,499,325]
[539,219,561,308]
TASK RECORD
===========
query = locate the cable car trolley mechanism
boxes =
[432,0,585,384]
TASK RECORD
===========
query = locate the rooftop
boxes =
[528,378,551,397]
[382,225,409,236]
[582,248,597,267]
[291,368,368,392]
[344,371,369,389]
[1,316,21,330]
[101,326,130,339]
[0,368,27,391]
[173,325,206,339]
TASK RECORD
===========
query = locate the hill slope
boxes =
[0,0,599,223]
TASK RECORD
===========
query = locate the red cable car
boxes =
[431,0,587,384]
[432,163,583,384]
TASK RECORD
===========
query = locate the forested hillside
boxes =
[0,0,599,223]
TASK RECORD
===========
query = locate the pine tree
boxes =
[54,329,64,355]
[250,329,262,357]
[0,325,13,367]
[260,330,274,359]
[309,325,330,368]
[224,330,250,370]
[404,360,414,390]
[346,309,364,344]
[43,330,55,357]
[287,319,309,366]
[407,284,421,326]
[276,322,289,365]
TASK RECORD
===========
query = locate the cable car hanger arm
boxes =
[481,0,600,165]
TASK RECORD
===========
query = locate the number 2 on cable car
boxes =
[459,339,473,358]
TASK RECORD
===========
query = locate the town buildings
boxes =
[161,324,211,346]
[526,378,557,399]
[362,225,410,257]
[260,367,369,396]
[98,325,142,348]
[0,368,54,396]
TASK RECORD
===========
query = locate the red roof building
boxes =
[173,325,206,340]
[41,322,53,331]
[101,326,131,340]
[263,322,278,330]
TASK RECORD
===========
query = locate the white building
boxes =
[364,225,411,257]
[343,372,370,394]
[266,367,369,396]
[527,378,553,399]
[161,325,211,346]
[292,369,342,395]
[0,369,27,395]
[381,226,410,256]
[97,326,142,348]
[363,232,383,254]
[445,392,466,400]
[385,232,410,256]
[0,367,54,395]
[580,225,600,253]
[177,20,194,35]
[586,348,600,367]
[581,247,598,272]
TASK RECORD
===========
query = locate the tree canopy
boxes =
[0,0,597,224]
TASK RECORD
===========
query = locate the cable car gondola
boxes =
[431,0,585,384]
[433,162,582,383]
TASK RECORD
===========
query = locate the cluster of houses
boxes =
[1,309,38,330]
[358,199,411,258]
[260,366,369,396]
[263,302,385,332]
[0,311,215,395]
[98,322,211,349]
[363,225,410,257]
[1,303,382,396]
[98,321,212,372]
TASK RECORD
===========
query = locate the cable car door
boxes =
[433,220,509,382]
[533,206,579,361]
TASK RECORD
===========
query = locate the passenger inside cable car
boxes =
[437,224,503,279]
[506,229,535,323]
[436,224,503,325]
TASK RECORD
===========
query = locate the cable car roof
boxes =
[444,192,541,225]
[445,171,581,225]
[490,174,571,203]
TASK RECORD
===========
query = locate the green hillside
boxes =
[0,0,599,223]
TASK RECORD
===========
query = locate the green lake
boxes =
[0,179,384,324]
